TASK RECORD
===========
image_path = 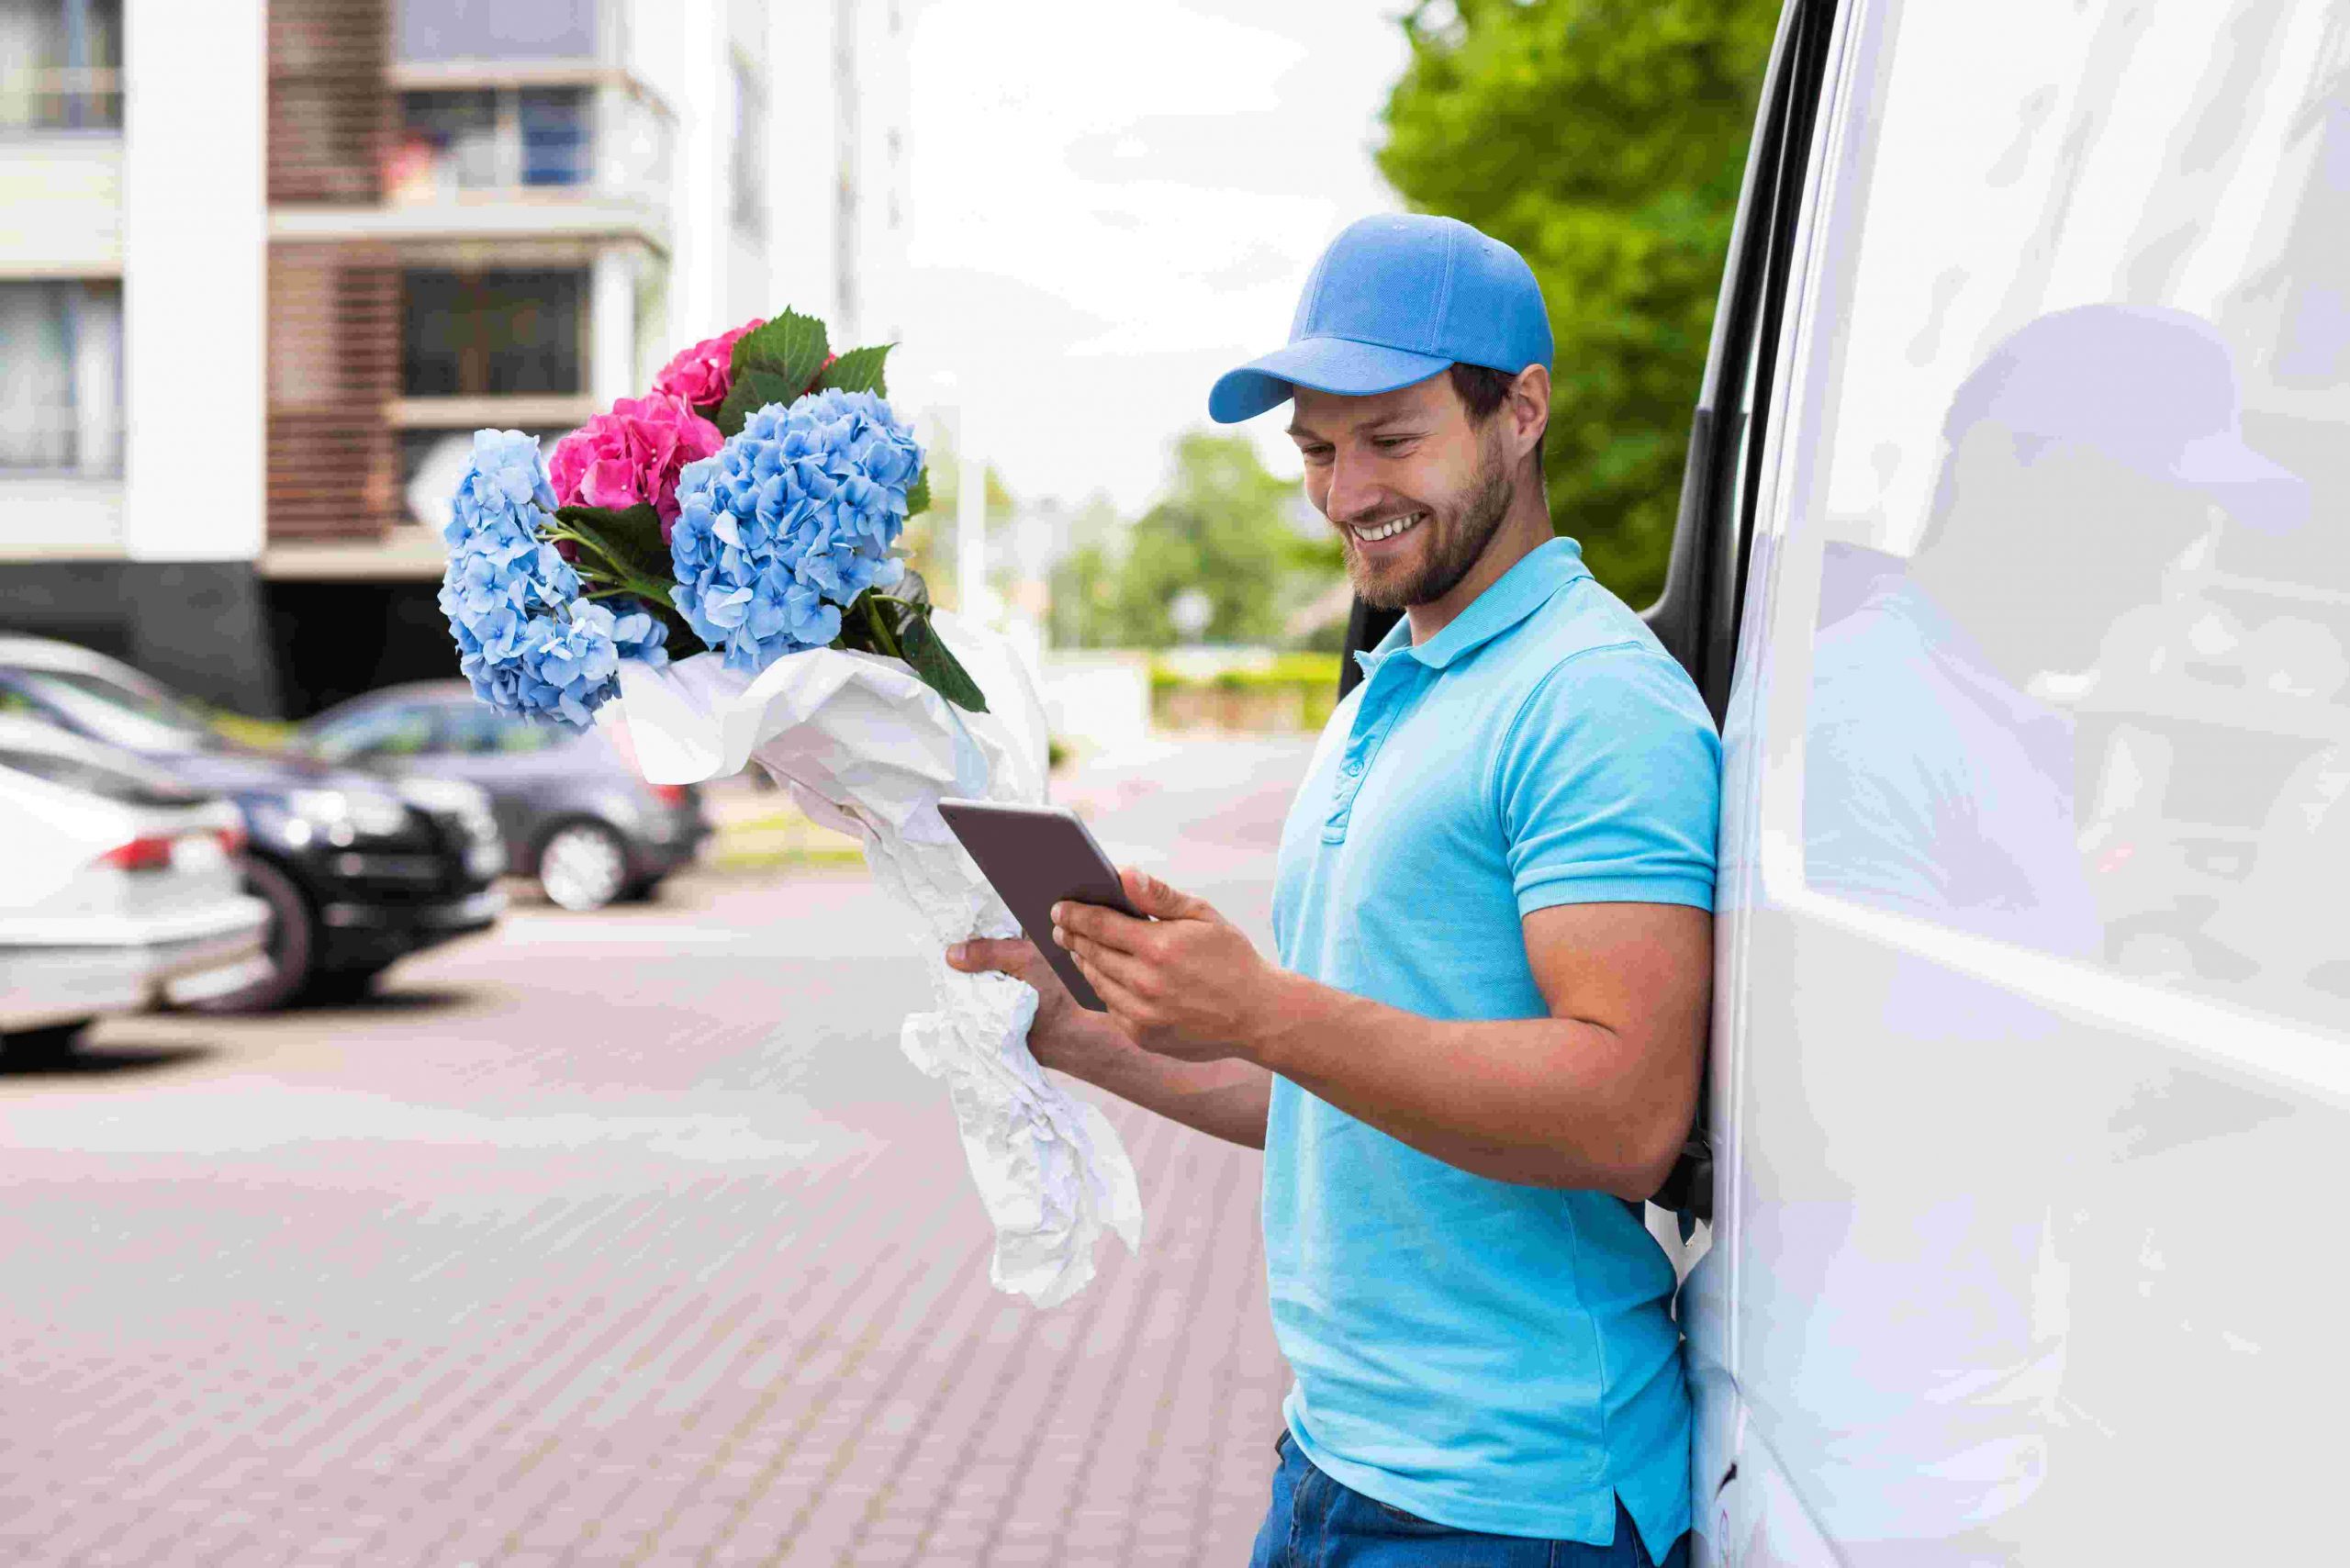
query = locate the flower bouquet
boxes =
[436,309,1142,1307]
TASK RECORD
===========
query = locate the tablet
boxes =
[936,798,1143,1012]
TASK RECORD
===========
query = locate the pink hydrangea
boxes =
[651,318,766,410]
[548,393,723,537]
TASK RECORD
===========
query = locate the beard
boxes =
[1346,440,1516,610]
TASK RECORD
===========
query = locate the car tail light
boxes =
[650,783,688,806]
[99,835,174,872]
[217,824,247,857]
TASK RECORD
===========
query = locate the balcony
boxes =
[271,73,672,251]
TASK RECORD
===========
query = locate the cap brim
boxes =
[2172,432,2311,533]
[1207,337,1454,424]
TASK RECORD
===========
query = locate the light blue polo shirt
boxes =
[1267,535,1719,1558]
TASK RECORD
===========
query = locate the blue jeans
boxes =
[1248,1428,1690,1568]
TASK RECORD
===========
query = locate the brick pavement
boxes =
[0,738,1317,1567]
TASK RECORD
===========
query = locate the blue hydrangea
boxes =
[610,603,670,665]
[668,388,923,674]
[438,430,668,730]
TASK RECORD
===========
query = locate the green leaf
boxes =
[814,343,891,396]
[903,468,932,518]
[729,308,829,395]
[895,604,989,713]
[714,366,803,438]
[554,502,671,584]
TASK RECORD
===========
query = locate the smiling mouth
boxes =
[1348,511,1425,543]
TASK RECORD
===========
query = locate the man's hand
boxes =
[944,928,1118,1081]
[944,871,1279,1152]
[1052,868,1290,1064]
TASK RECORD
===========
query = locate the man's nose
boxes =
[1324,452,1383,527]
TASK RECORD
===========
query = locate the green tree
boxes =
[1049,431,1340,649]
[1118,431,1297,646]
[1378,0,1777,606]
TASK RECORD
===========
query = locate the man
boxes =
[948,214,1718,1566]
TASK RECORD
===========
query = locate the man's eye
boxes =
[1372,437,1415,452]
[1299,447,1334,465]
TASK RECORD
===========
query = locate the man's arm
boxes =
[946,931,1272,1150]
[1248,902,1707,1196]
[1051,870,1708,1199]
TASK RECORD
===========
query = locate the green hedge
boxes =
[1150,653,1343,732]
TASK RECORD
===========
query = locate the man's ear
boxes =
[1508,364,1551,466]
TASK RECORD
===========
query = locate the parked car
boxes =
[297,681,711,912]
[0,715,269,1062]
[0,637,505,1008]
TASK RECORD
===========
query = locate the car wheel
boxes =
[538,821,632,912]
[3,1018,94,1066]
[185,856,317,1014]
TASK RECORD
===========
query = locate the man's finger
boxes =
[1055,901,1152,953]
[1120,866,1216,923]
[1065,932,1158,1000]
[1071,948,1152,1033]
[946,937,1038,976]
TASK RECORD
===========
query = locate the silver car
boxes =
[0,716,269,1062]
[298,682,711,912]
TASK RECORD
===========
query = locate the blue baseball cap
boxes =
[1208,214,1553,424]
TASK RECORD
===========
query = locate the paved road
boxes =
[0,738,1319,1568]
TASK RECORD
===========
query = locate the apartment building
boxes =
[0,0,907,714]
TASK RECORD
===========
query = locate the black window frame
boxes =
[400,266,588,399]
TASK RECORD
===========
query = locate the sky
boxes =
[889,0,1412,516]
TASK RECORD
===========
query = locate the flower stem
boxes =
[860,593,905,662]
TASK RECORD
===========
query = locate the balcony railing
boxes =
[386,80,669,207]
[0,410,121,475]
[0,64,121,134]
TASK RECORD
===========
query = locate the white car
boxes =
[0,716,270,1061]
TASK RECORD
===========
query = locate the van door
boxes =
[1692,0,2350,1562]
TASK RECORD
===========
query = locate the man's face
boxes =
[1941,426,2221,610]
[1289,375,1514,610]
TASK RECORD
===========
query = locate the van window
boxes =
[1785,0,2350,1030]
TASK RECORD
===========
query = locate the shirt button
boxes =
[1342,760,1361,777]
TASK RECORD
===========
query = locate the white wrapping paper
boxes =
[605,610,1143,1306]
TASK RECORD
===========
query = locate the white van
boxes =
[1687,0,2346,1558]
[1339,0,2350,1559]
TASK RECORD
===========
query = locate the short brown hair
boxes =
[1448,363,1545,481]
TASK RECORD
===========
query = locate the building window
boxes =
[730,53,767,240]
[0,280,122,474]
[402,269,586,398]
[518,86,590,185]
[0,0,124,132]
[397,0,594,63]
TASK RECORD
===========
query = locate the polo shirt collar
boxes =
[1352,535,1593,677]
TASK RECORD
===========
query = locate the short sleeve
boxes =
[1491,644,1721,917]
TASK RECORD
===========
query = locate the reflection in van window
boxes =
[1796,0,2350,1033]
[1807,306,2308,968]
